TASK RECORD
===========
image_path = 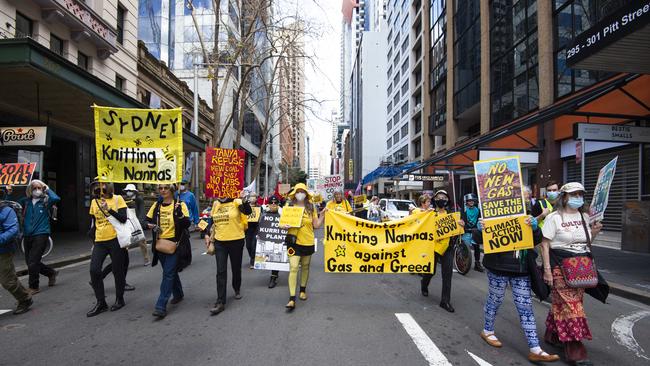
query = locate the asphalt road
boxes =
[1,230,649,366]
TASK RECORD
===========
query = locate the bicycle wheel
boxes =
[42,237,54,258]
[453,238,472,275]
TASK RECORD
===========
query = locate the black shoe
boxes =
[86,301,108,317]
[210,303,225,315]
[234,292,242,300]
[439,302,455,313]
[110,299,125,311]
[474,263,485,272]
[268,276,278,288]
[124,284,136,291]
[48,270,59,287]
[152,309,167,319]
[170,296,184,305]
[421,286,429,297]
[13,298,33,315]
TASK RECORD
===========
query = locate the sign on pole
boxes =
[205,148,245,199]
[93,105,183,183]
[573,123,650,144]
[316,175,344,202]
[589,156,618,223]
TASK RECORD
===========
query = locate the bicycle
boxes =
[453,233,473,275]
[21,236,54,258]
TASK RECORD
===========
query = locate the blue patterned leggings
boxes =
[484,271,540,348]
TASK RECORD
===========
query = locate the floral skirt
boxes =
[545,266,592,342]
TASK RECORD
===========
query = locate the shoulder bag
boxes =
[97,197,145,248]
[552,213,598,289]
[154,200,180,255]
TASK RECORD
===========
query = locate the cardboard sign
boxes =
[205,148,245,198]
[279,206,305,228]
[482,215,534,254]
[589,156,617,223]
[431,212,463,240]
[254,212,289,271]
[474,156,526,220]
[93,106,183,183]
[315,175,344,202]
[0,162,36,186]
[312,193,323,203]
[197,219,208,231]
[278,184,291,195]
[353,194,367,205]
[247,207,261,223]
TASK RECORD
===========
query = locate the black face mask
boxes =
[435,199,448,208]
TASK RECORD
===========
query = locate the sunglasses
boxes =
[158,186,171,191]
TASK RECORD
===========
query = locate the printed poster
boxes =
[589,156,617,223]
[205,148,245,198]
[254,212,289,271]
[431,212,463,240]
[93,105,183,183]
[0,162,37,186]
[482,216,534,254]
[474,156,526,220]
[316,175,344,202]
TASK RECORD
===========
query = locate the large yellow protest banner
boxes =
[482,216,534,254]
[324,210,437,274]
[93,105,183,183]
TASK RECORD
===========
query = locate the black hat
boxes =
[269,196,280,204]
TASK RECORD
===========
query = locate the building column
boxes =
[422,0,433,158]
[445,0,458,149]
[480,0,490,134]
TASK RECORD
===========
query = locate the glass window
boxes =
[401,101,409,117]
[387,120,392,131]
[401,123,409,138]
[401,59,409,74]
[453,0,481,116]
[402,79,409,95]
[387,138,392,149]
[115,74,125,91]
[77,51,89,70]
[393,132,400,144]
[117,4,126,44]
[49,34,63,56]
[15,12,32,38]
[414,137,421,157]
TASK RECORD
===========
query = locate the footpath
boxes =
[13,230,650,305]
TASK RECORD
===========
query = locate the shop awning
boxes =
[362,161,419,185]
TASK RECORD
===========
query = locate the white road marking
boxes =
[0,310,12,316]
[395,313,452,366]
[611,310,650,361]
[467,350,494,366]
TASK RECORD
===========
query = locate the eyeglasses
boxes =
[158,186,171,191]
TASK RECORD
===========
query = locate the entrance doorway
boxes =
[45,137,78,232]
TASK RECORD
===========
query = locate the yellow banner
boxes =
[431,212,463,240]
[93,105,183,183]
[482,215,534,254]
[324,210,437,274]
[353,194,366,205]
[247,207,261,223]
[279,206,305,227]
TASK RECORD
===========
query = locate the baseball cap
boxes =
[560,182,585,193]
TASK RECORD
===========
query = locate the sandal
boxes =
[285,300,296,311]
[480,331,502,348]
[299,291,308,301]
[528,351,560,363]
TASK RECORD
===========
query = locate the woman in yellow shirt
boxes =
[146,184,190,319]
[204,190,251,316]
[87,181,128,317]
[282,183,326,311]
[325,189,352,213]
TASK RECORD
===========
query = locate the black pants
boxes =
[421,247,453,304]
[215,239,244,305]
[90,239,126,302]
[101,249,129,280]
[271,270,279,277]
[472,243,481,262]
[244,232,257,266]
[23,235,55,289]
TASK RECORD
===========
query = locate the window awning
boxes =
[362,161,420,185]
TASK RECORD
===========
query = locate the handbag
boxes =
[97,198,146,248]
[554,214,598,289]
[156,238,178,254]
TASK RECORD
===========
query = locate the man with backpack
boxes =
[18,180,60,294]
[0,199,33,314]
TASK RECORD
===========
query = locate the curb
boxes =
[609,282,650,306]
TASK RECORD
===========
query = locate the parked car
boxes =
[379,199,416,221]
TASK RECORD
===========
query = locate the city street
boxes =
[1,230,649,366]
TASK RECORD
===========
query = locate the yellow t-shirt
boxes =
[146,202,190,239]
[287,209,318,246]
[89,195,128,242]
[211,199,246,241]
[326,200,352,213]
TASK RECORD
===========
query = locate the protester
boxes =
[205,190,252,315]
[460,193,483,272]
[533,180,560,228]
[476,216,560,363]
[264,196,282,288]
[123,184,150,266]
[522,186,534,215]
[87,181,128,317]
[541,182,603,366]
[245,192,260,269]
[366,196,381,222]
[18,180,60,294]
[411,194,431,213]
[326,190,352,213]
[281,183,326,311]
[147,184,191,319]
[420,190,463,313]
[0,200,32,314]
[178,180,200,229]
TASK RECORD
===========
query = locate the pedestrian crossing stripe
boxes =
[0,309,12,316]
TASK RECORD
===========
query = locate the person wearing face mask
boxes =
[205,190,252,315]
[326,190,352,213]
[281,183,326,311]
[532,181,560,228]
[245,193,261,269]
[461,193,483,272]
[18,179,60,294]
[540,183,603,366]
[178,180,200,230]
[263,196,283,288]
[122,184,150,266]
[420,190,464,313]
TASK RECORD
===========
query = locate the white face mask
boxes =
[32,189,43,198]
[126,191,135,198]
[295,192,306,202]
[179,185,186,191]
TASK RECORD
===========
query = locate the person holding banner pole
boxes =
[420,190,463,313]
[282,183,326,311]
[205,191,252,316]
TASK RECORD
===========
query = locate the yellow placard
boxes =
[93,105,183,183]
[482,215,534,254]
[353,194,367,205]
[197,220,208,231]
[473,156,526,220]
[324,210,438,274]
[279,206,305,228]
[312,193,323,203]
[247,207,261,223]
[431,212,463,240]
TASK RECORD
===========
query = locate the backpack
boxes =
[0,200,23,246]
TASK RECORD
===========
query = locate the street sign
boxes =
[0,126,48,146]
[573,123,650,144]
[396,174,446,182]
[575,140,582,164]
